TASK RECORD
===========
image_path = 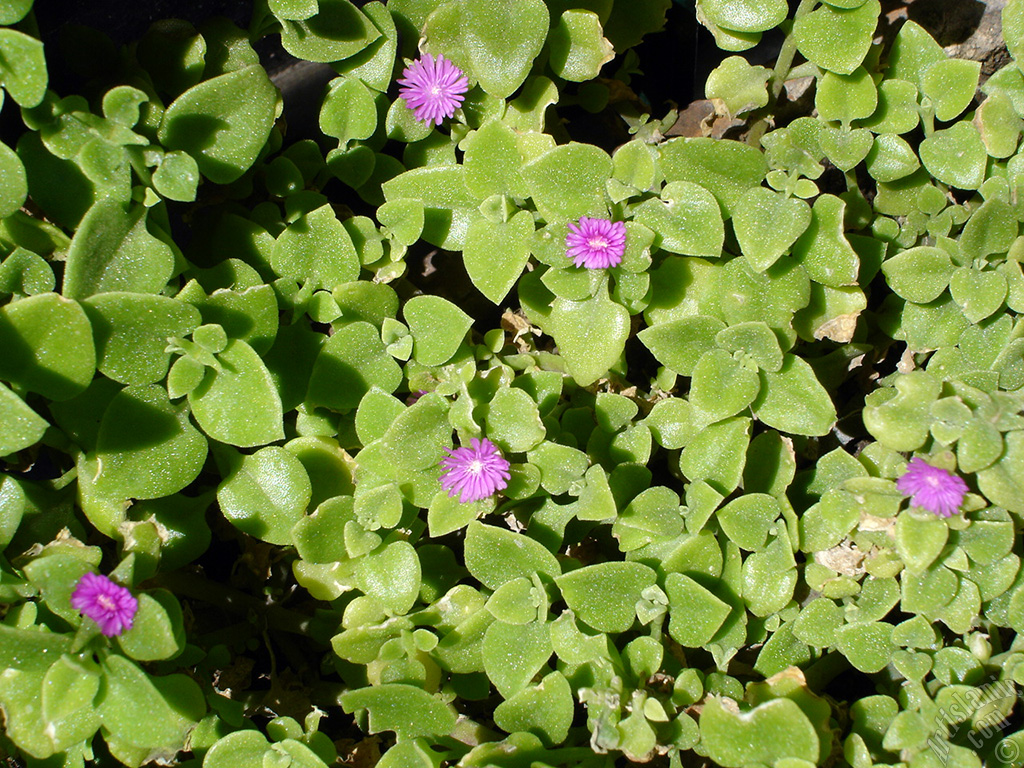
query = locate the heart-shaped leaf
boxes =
[949,267,1007,323]
[733,187,811,271]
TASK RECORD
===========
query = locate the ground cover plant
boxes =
[2,0,1024,765]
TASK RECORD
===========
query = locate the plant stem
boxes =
[747,0,820,147]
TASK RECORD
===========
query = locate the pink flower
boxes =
[439,437,511,503]
[397,53,469,126]
[71,572,138,637]
[896,457,969,518]
[566,217,627,269]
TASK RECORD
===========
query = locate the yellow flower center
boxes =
[97,594,117,612]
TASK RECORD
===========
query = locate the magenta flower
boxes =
[566,217,627,269]
[439,437,511,503]
[397,53,469,126]
[896,457,969,518]
[71,572,138,637]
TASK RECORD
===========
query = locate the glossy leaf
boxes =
[218,446,311,544]
[734,186,811,272]
[93,384,207,500]
[793,0,880,75]
[64,200,176,299]
[189,339,284,447]
[340,684,455,741]
[753,354,836,437]
[424,0,548,99]
[159,65,278,184]
[556,561,656,632]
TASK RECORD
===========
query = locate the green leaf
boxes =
[865,133,920,182]
[463,119,528,199]
[960,199,1017,260]
[493,671,573,746]
[644,397,700,450]
[679,416,750,494]
[376,392,450,472]
[218,446,311,544]
[921,58,981,122]
[863,371,940,451]
[613,485,683,551]
[978,430,1024,515]
[705,56,771,115]
[306,321,402,411]
[895,509,948,574]
[0,139,27,218]
[64,200,176,299]
[424,0,548,99]
[548,10,614,82]
[0,664,98,758]
[700,696,819,767]
[0,381,47,456]
[716,493,780,551]
[427,490,485,537]
[753,354,836,436]
[158,65,278,184]
[272,204,360,289]
[0,0,32,25]
[818,125,873,172]
[485,386,546,453]
[790,194,860,287]
[793,598,843,647]
[116,590,186,662]
[84,293,200,385]
[976,91,1023,158]
[816,67,877,123]
[152,150,200,202]
[320,76,378,143]
[949,267,1007,323]
[382,165,478,250]
[665,572,732,647]
[659,138,766,218]
[340,684,455,741]
[742,531,796,615]
[0,29,47,107]
[203,731,271,768]
[919,122,987,190]
[638,316,727,377]
[700,0,787,32]
[483,620,552,697]
[860,79,920,134]
[734,188,811,273]
[0,246,55,296]
[93,384,207,500]
[463,210,534,304]
[544,288,629,387]
[793,0,880,75]
[835,621,896,673]
[633,181,724,258]
[464,521,561,590]
[689,349,761,422]
[522,142,612,222]
[333,2,398,92]
[716,321,784,372]
[189,339,284,447]
[97,655,204,751]
[404,295,472,366]
[356,539,421,615]
[41,654,100,725]
[0,293,95,401]
[556,561,657,632]
[278,0,380,61]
